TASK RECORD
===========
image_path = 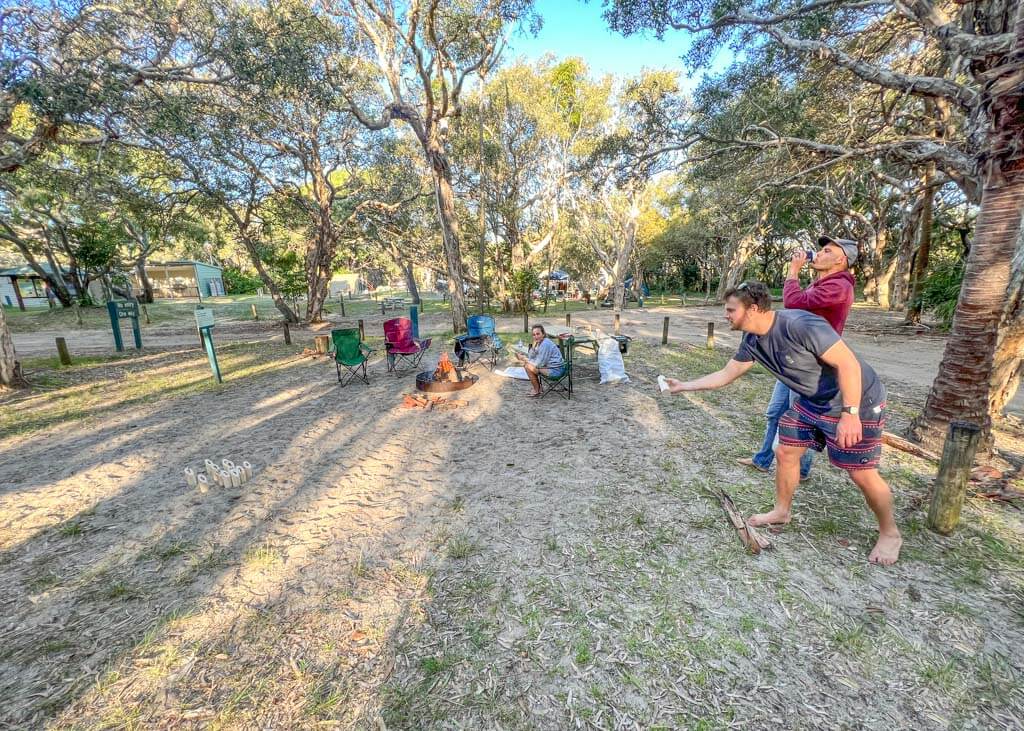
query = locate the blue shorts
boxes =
[778,401,886,471]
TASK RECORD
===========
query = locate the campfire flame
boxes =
[432,352,461,382]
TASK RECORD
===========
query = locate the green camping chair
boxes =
[539,336,572,400]
[331,328,374,386]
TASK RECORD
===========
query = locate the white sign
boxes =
[194,308,215,329]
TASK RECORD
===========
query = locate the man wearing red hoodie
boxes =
[737,235,858,478]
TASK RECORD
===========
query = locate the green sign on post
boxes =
[194,306,222,383]
[107,301,142,352]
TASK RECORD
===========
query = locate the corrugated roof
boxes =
[149,260,223,270]
[0,263,68,277]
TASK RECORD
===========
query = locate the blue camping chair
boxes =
[453,315,504,369]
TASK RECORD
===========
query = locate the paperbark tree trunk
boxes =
[305,212,336,323]
[891,195,925,310]
[910,139,1024,449]
[905,167,936,323]
[989,221,1024,416]
[427,142,469,333]
[0,302,26,388]
[612,192,641,311]
[135,260,155,304]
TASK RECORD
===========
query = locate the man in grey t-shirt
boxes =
[662,281,901,565]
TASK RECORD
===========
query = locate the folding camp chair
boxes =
[331,328,374,386]
[383,317,431,374]
[539,336,573,400]
[453,314,504,369]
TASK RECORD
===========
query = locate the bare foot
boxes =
[868,531,902,566]
[747,508,791,527]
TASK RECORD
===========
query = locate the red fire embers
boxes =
[432,352,462,382]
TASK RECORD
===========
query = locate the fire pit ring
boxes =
[415,372,478,393]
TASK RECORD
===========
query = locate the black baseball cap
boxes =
[818,235,858,266]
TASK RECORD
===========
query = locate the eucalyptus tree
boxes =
[608,0,1024,451]
[326,0,537,332]
[584,71,692,309]
[448,58,611,308]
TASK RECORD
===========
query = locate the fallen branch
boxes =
[400,393,468,411]
[715,489,772,555]
[882,431,940,462]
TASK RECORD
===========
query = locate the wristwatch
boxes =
[841,405,859,415]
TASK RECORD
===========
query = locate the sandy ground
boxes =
[2,311,1023,728]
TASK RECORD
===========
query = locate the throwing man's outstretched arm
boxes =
[665,358,754,394]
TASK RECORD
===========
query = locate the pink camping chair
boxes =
[383,317,431,374]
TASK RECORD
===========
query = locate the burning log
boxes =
[432,352,461,382]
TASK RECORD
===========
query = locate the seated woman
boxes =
[514,324,565,397]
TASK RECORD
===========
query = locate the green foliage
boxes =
[265,250,306,299]
[509,267,539,306]
[222,267,263,295]
[921,260,964,329]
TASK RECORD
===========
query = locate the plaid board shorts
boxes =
[778,400,886,471]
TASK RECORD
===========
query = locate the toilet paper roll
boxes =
[197,474,209,493]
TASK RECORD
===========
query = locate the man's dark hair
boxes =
[531,324,546,335]
[723,281,772,311]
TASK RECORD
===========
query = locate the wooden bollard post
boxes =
[565,313,571,328]
[251,303,259,320]
[662,317,669,345]
[927,421,983,535]
[614,313,621,335]
[358,319,364,342]
[55,337,72,365]
[282,322,291,345]
[706,322,714,349]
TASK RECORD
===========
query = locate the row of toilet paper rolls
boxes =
[183,459,254,493]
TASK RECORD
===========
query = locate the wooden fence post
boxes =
[55,337,72,365]
[282,322,291,345]
[927,421,983,535]
[706,322,714,349]
[662,317,669,345]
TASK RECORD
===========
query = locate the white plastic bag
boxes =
[598,337,629,384]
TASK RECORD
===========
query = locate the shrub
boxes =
[223,266,263,295]
[921,260,963,328]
